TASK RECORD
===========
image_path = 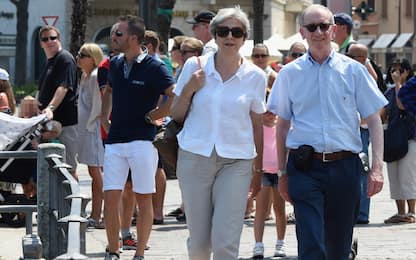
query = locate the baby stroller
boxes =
[0,112,48,227]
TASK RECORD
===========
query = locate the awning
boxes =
[356,37,375,47]
[391,33,413,52]
[371,33,397,53]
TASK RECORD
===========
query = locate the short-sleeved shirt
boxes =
[267,50,388,153]
[97,57,110,88]
[174,53,267,159]
[106,54,175,144]
[38,49,78,126]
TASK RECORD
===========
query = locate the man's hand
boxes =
[278,174,292,203]
[42,107,54,120]
[367,166,384,197]
[101,119,110,134]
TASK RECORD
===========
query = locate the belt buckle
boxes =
[322,152,332,162]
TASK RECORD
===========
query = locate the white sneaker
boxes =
[274,241,286,257]
[253,243,264,259]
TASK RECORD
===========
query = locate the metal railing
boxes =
[37,143,90,259]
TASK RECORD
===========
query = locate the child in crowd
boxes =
[252,111,287,259]
[0,68,16,115]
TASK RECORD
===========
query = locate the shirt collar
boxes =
[204,52,247,80]
[121,46,148,64]
[305,49,335,67]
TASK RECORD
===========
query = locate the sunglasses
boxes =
[171,46,180,51]
[114,30,123,37]
[392,68,405,74]
[303,23,332,33]
[252,54,269,59]
[41,36,58,42]
[181,49,196,55]
[216,27,246,38]
[290,52,305,58]
[346,54,365,59]
[77,52,91,59]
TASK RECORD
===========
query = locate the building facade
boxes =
[0,0,311,84]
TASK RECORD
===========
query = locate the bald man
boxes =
[347,43,377,80]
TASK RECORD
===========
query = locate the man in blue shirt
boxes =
[101,15,175,260]
[267,4,387,260]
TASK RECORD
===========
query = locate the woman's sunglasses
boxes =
[77,52,91,59]
[216,27,246,38]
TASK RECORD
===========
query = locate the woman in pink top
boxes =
[252,111,287,259]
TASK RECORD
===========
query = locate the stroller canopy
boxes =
[0,113,47,151]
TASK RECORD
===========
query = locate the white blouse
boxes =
[174,52,267,159]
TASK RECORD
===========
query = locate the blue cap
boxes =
[334,12,353,30]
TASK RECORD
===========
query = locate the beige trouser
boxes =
[177,148,252,260]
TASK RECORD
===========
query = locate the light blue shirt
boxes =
[267,50,388,153]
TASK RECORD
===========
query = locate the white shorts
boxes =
[103,140,158,194]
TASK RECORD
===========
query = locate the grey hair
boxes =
[299,4,334,26]
[210,6,250,39]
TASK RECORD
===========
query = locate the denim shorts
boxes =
[262,172,279,187]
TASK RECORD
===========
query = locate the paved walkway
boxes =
[1,164,416,259]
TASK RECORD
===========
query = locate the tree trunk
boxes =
[157,0,176,49]
[10,0,29,86]
[69,0,88,57]
[252,0,264,44]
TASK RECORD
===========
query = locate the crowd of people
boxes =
[2,3,416,260]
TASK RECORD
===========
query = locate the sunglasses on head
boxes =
[290,52,305,58]
[41,36,58,42]
[216,27,246,38]
[252,54,268,59]
[114,30,123,37]
[303,23,332,33]
[77,52,91,59]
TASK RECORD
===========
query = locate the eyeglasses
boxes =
[181,49,196,55]
[252,54,269,59]
[346,54,365,59]
[77,52,91,59]
[114,30,123,37]
[41,36,58,42]
[216,26,246,38]
[290,52,305,58]
[303,23,332,33]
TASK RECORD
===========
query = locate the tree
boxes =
[157,0,176,49]
[252,0,264,44]
[139,0,176,51]
[69,0,88,57]
[10,0,29,86]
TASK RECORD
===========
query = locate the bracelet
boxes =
[47,105,55,111]
[277,169,287,177]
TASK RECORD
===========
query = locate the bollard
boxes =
[37,143,65,259]
[22,234,43,259]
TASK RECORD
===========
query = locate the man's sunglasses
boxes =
[77,52,91,59]
[41,36,58,42]
[303,23,332,33]
[290,52,305,58]
[252,54,269,59]
[216,27,246,38]
[114,30,123,37]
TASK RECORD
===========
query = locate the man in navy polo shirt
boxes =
[101,15,175,260]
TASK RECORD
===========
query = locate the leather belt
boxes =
[290,149,355,162]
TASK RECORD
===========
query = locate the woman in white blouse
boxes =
[171,6,266,260]
[76,43,105,228]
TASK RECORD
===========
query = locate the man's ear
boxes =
[299,27,306,39]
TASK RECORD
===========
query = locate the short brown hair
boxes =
[38,25,61,41]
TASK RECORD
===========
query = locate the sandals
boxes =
[384,214,415,224]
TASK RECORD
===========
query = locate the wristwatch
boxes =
[144,112,153,124]
[277,169,287,177]
[47,104,55,112]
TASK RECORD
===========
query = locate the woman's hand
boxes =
[182,69,205,97]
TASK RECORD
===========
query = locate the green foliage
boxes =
[13,83,38,100]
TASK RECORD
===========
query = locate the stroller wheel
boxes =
[1,212,26,227]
